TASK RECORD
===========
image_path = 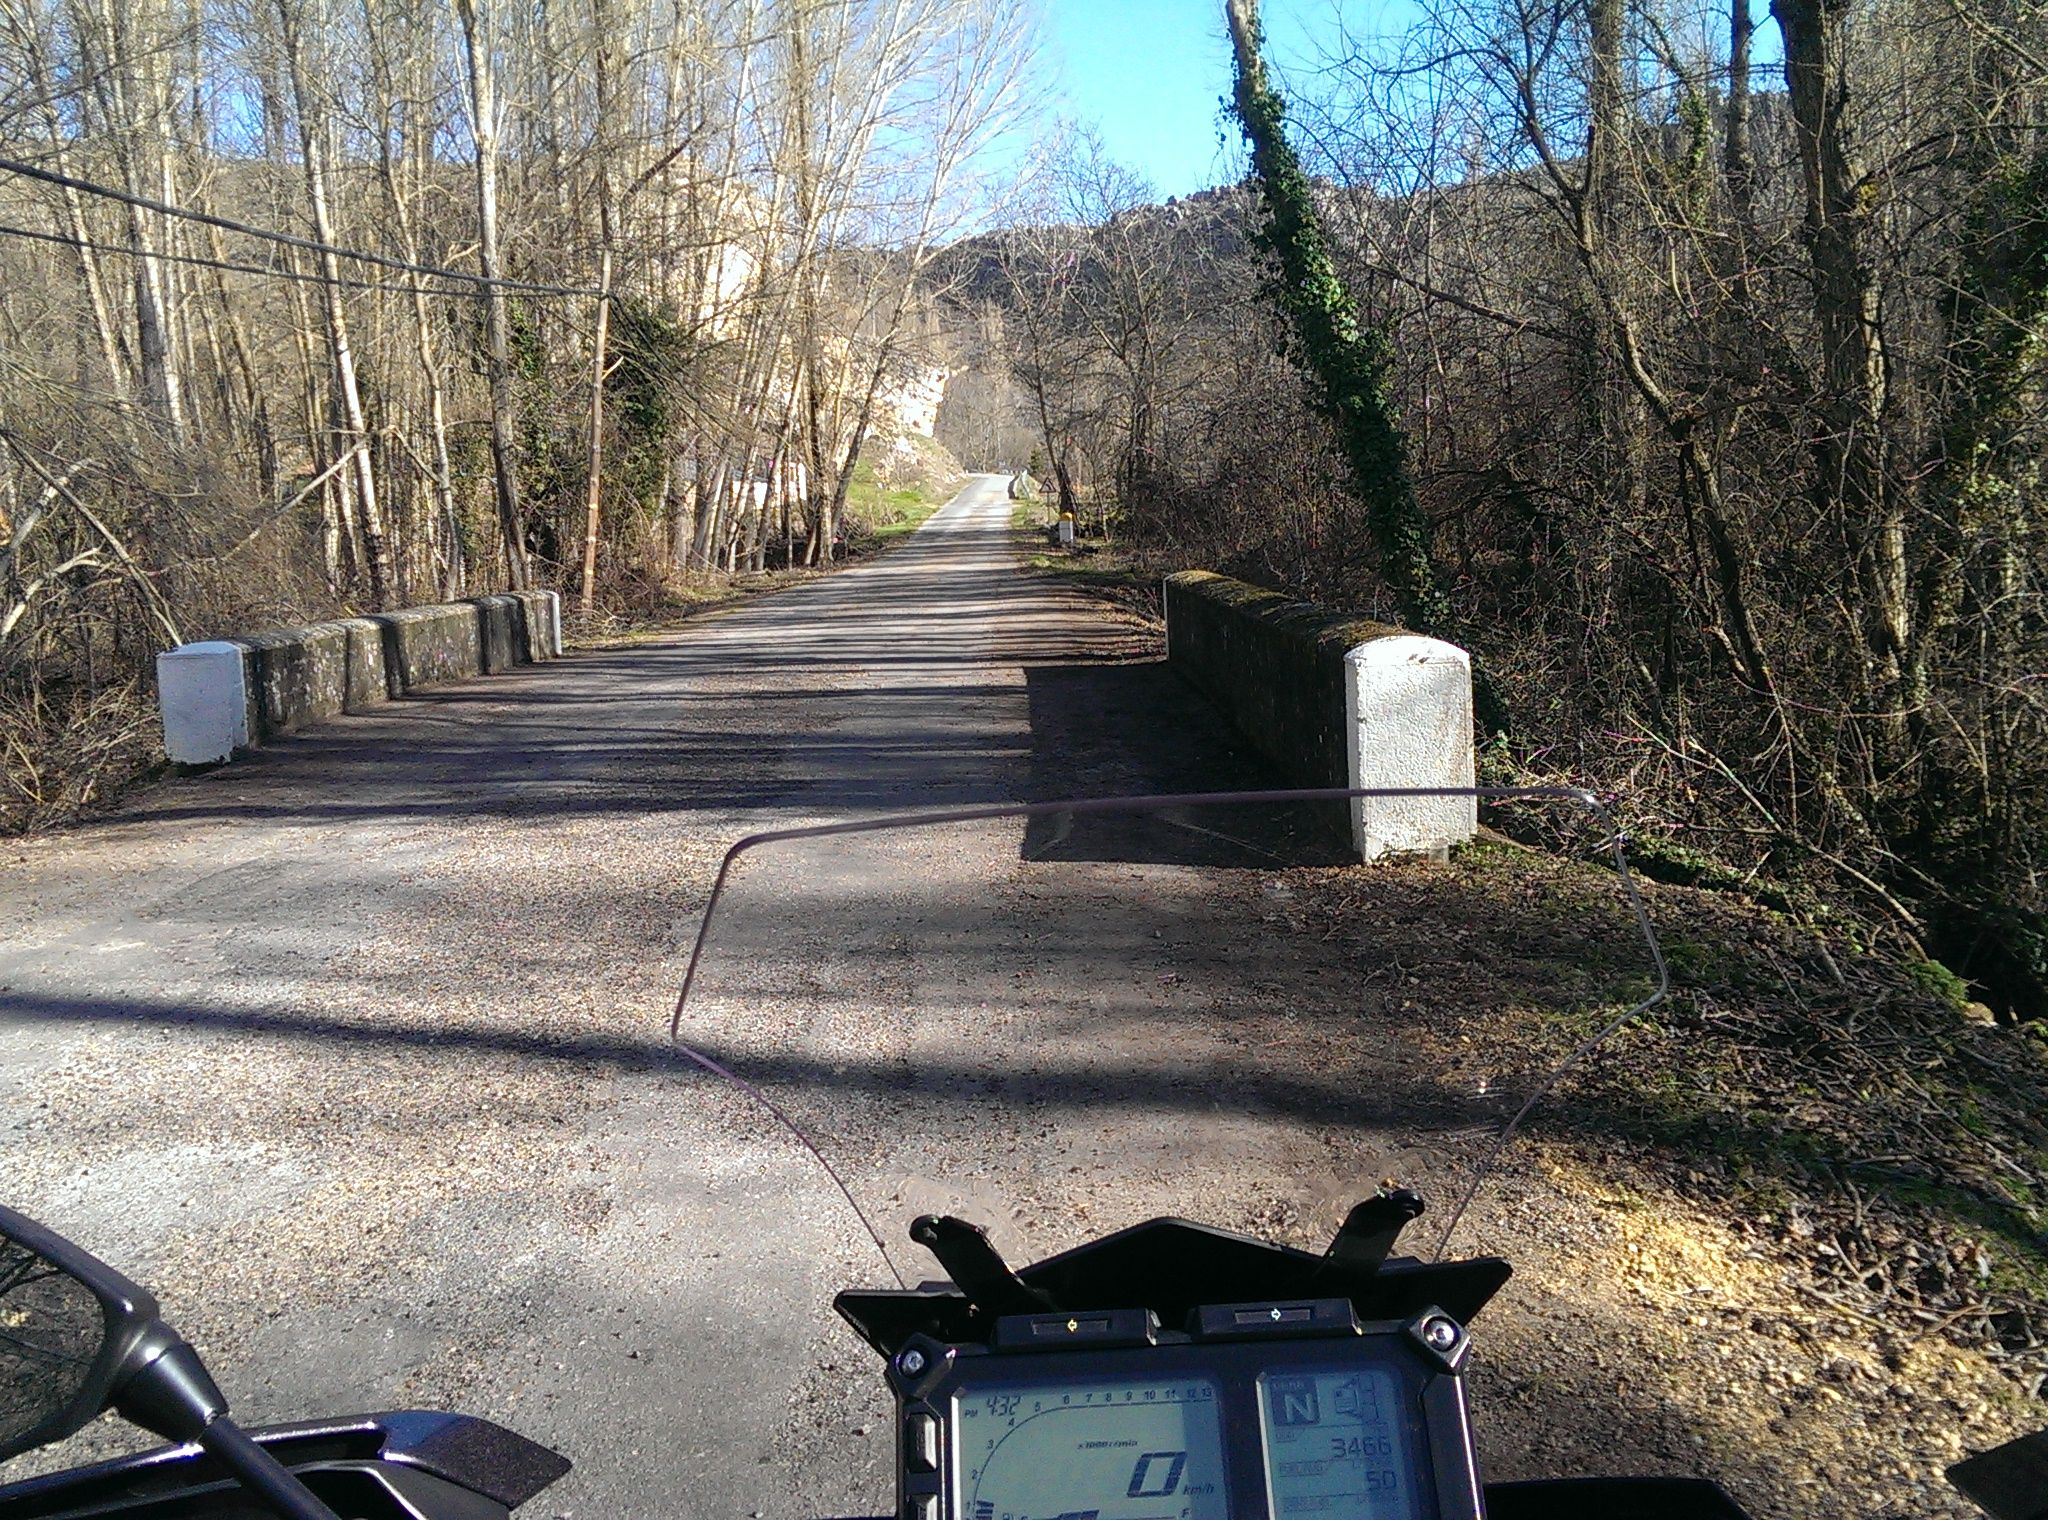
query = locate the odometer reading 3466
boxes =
[952,1376,1228,1520]
[1258,1367,1420,1518]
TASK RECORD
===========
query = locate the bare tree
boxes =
[454,0,530,590]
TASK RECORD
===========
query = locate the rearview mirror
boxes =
[0,1204,160,1464]
[0,1206,344,1519]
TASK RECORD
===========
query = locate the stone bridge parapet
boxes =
[156,591,562,765]
[1163,570,1475,860]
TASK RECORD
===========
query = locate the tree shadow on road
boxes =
[1017,659,1353,864]
[93,556,1322,869]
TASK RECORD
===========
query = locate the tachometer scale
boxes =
[953,1376,1229,1520]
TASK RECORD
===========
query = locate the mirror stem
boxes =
[196,1418,344,1520]
[115,1340,342,1520]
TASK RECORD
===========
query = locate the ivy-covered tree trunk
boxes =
[1222,0,1507,737]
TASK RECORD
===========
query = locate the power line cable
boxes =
[0,153,604,298]
[0,219,521,298]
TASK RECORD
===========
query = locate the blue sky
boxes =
[1042,1,1782,200]
[1043,1,1414,199]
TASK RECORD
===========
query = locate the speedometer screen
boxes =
[952,1375,1228,1520]
[1258,1367,1425,1518]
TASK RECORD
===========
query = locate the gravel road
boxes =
[0,473,1291,1518]
[3,474,2021,1520]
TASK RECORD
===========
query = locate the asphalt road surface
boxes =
[0,473,1299,1518]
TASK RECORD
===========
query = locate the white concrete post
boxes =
[544,590,563,656]
[157,641,250,764]
[1344,636,1477,861]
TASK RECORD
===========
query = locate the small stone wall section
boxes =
[158,590,562,765]
[1163,570,1476,860]
[1164,571,1402,789]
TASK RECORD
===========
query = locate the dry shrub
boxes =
[0,679,159,833]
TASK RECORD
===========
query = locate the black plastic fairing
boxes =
[376,1412,573,1508]
[1949,1429,2048,1520]
[0,1412,571,1519]
[835,1214,1510,1356]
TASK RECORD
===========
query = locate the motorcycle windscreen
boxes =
[667,791,1664,1515]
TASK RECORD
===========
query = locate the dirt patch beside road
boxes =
[1286,845,2046,1518]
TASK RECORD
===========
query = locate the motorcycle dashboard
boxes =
[887,1303,1482,1520]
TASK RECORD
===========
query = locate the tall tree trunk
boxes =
[12,1,133,402]
[578,245,614,611]
[577,0,618,612]
[367,0,465,599]
[80,0,185,435]
[456,0,532,590]
[1723,0,1757,224]
[278,0,393,607]
[1770,0,1903,695]
[691,455,729,568]
[1223,0,1506,734]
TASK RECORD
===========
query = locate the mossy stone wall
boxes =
[1163,570,1405,787]
[193,593,561,756]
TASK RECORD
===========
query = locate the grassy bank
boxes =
[1010,507,1168,625]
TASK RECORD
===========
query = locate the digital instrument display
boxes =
[1258,1367,1424,1518]
[951,1375,1229,1520]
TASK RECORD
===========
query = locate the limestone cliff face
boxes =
[872,362,948,439]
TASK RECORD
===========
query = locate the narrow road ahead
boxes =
[0,474,1278,1516]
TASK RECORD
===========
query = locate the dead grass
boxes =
[0,678,164,834]
[1296,843,2048,1401]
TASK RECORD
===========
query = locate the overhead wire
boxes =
[0,219,530,298]
[0,153,604,298]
